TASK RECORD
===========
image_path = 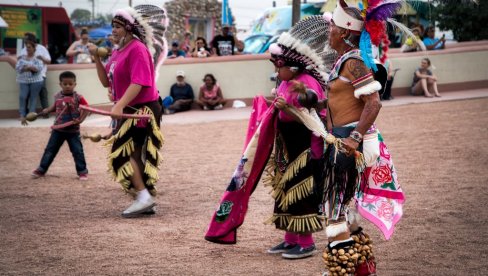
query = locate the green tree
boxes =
[70,9,91,22]
[433,0,488,41]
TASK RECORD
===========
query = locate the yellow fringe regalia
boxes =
[263,120,323,234]
[105,103,163,196]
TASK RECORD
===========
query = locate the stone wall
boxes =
[164,0,227,43]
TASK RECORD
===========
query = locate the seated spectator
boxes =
[66,28,95,63]
[400,27,422,53]
[211,24,235,56]
[411,58,441,98]
[423,26,446,50]
[167,41,186,59]
[164,70,194,114]
[197,74,226,110]
[191,37,212,58]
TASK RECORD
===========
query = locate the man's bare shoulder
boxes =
[343,58,370,81]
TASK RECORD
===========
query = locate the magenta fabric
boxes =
[276,73,326,159]
[105,39,159,106]
[205,97,276,244]
[284,232,298,245]
[244,95,270,152]
[297,233,314,248]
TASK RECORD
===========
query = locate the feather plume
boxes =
[367,0,383,9]
[365,20,386,45]
[366,0,403,21]
[387,18,427,51]
[133,5,169,79]
[359,30,378,72]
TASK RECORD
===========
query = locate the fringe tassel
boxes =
[115,161,134,184]
[271,186,285,202]
[262,151,277,187]
[150,115,164,145]
[279,150,309,186]
[103,135,116,148]
[108,138,135,159]
[265,213,291,228]
[146,137,159,161]
[278,176,314,211]
[287,214,323,233]
[266,214,323,233]
[115,118,137,139]
[120,179,131,192]
[144,162,159,182]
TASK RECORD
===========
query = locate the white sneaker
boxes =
[214,104,223,110]
[122,198,156,218]
[203,106,210,110]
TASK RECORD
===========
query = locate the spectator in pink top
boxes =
[89,5,168,218]
[197,73,227,110]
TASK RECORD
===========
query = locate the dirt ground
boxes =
[0,98,487,276]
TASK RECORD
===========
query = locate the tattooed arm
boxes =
[341,59,382,154]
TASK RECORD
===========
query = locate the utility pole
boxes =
[291,0,300,26]
[88,0,94,21]
[129,0,132,7]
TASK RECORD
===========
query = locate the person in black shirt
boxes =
[211,24,235,56]
[166,70,194,114]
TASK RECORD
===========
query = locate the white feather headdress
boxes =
[113,5,169,78]
[269,15,337,89]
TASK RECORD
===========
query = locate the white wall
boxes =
[1,41,487,113]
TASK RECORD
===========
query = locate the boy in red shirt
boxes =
[32,71,89,180]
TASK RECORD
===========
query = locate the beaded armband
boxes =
[351,73,381,99]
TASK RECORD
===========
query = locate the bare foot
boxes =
[435,94,441,97]
[424,94,434,98]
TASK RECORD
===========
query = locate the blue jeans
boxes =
[19,81,43,117]
[37,131,88,175]
[39,77,49,109]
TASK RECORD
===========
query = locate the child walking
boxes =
[31,71,89,180]
[263,16,331,259]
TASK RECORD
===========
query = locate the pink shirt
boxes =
[200,84,219,99]
[106,39,159,106]
[276,73,326,159]
[276,73,326,121]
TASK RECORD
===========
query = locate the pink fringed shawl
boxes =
[356,132,405,240]
[205,96,274,244]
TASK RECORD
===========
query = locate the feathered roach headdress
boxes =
[112,5,169,78]
[268,15,336,89]
[331,0,418,71]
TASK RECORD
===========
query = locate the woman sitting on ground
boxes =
[411,58,441,98]
[197,73,226,110]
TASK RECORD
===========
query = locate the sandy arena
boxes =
[0,98,487,275]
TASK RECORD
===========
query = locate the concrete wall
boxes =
[388,41,488,91]
[1,41,487,117]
